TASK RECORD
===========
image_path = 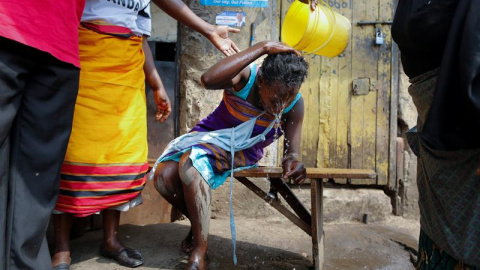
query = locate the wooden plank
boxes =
[233,167,376,179]
[393,137,404,215]
[362,0,379,184]
[301,55,322,167]
[349,0,378,184]
[330,1,353,183]
[270,177,312,225]
[235,176,312,235]
[375,0,393,186]
[311,178,324,270]
[388,0,400,190]
[317,55,332,169]
[150,163,377,179]
[350,0,367,182]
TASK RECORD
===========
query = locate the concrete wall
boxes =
[396,65,420,220]
[150,5,178,42]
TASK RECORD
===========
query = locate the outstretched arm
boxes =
[201,41,300,90]
[151,0,240,56]
[143,37,171,123]
[282,97,306,184]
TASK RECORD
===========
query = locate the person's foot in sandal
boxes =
[100,210,143,267]
[52,251,71,270]
[100,246,144,268]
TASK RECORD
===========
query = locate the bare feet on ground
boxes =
[181,229,194,253]
[185,250,208,270]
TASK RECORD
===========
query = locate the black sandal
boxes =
[100,247,144,268]
[52,263,70,270]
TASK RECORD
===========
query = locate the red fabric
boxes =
[55,162,148,217]
[81,22,134,38]
[0,0,86,67]
[61,163,149,175]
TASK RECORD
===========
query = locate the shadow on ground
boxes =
[69,221,311,270]
[67,217,418,270]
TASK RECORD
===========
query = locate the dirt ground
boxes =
[67,215,419,270]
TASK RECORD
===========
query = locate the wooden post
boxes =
[311,178,324,270]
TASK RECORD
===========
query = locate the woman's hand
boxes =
[282,154,307,185]
[264,41,302,56]
[153,88,171,123]
[297,0,318,11]
[208,25,241,56]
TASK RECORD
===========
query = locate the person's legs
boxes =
[154,161,189,216]
[2,39,79,269]
[101,210,124,253]
[51,214,74,267]
[154,160,195,253]
[178,152,212,270]
[0,37,28,270]
[100,209,143,267]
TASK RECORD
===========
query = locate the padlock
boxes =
[375,29,384,45]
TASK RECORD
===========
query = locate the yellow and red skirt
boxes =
[54,26,148,217]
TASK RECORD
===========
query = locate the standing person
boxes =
[392,0,480,269]
[151,41,309,270]
[51,0,240,269]
[0,1,86,270]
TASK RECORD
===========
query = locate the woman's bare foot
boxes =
[185,250,208,270]
[181,229,194,253]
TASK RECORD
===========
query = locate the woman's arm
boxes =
[151,0,240,56]
[282,97,307,184]
[201,41,300,90]
[143,37,171,123]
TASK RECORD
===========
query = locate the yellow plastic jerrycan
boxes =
[281,0,351,58]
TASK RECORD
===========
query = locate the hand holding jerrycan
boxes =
[281,0,351,57]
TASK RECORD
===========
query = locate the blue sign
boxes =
[201,0,268,8]
[216,11,246,27]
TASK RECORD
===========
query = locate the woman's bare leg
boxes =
[153,161,189,217]
[51,213,74,267]
[153,161,194,252]
[178,152,212,270]
[101,210,125,253]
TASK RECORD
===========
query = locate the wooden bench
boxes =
[148,160,376,269]
[233,167,377,270]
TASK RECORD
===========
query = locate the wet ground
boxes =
[67,216,419,270]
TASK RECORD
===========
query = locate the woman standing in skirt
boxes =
[51,0,240,269]
[392,0,480,269]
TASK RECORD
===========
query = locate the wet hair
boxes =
[259,52,309,90]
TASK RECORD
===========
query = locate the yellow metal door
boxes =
[280,0,397,186]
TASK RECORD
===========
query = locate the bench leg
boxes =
[235,177,311,235]
[269,177,311,225]
[311,178,324,270]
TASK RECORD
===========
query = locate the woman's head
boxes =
[257,53,309,115]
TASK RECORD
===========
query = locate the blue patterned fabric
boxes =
[417,230,479,270]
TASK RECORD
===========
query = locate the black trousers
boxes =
[0,37,79,270]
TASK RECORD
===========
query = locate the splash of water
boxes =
[272,113,282,141]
